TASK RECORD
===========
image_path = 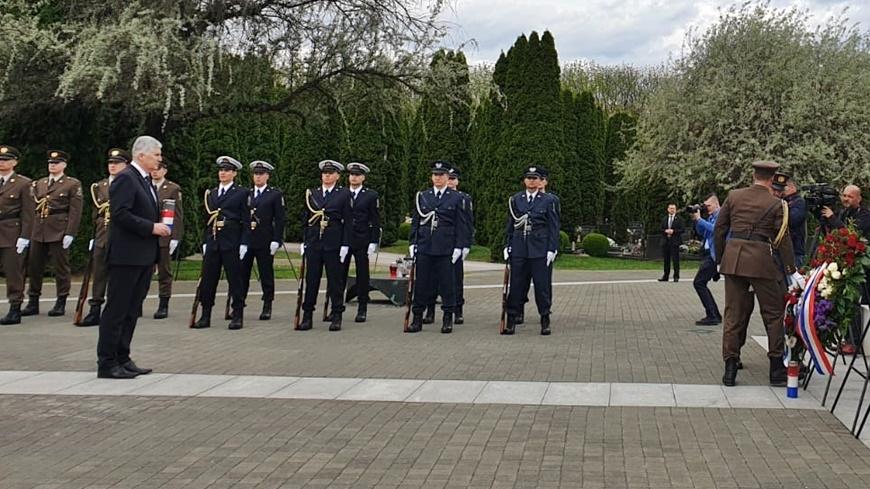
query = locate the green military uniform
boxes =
[714,160,796,387]
[0,145,34,325]
[22,150,83,317]
[153,177,183,319]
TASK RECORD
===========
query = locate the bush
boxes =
[398,221,412,240]
[581,232,610,257]
[559,231,571,253]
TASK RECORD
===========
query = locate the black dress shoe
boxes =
[441,313,453,334]
[422,314,435,325]
[355,303,367,323]
[122,361,152,375]
[673,277,679,283]
[98,366,138,379]
[657,277,669,282]
[722,358,739,386]
[454,306,464,325]
[540,314,551,336]
[695,317,721,326]
[153,297,169,319]
[298,311,313,331]
[406,315,422,333]
[515,313,524,325]
[501,317,516,335]
[228,308,244,330]
[329,315,342,331]
[259,301,272,321]
[192,306,211,329]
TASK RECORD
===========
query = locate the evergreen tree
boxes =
[574,90,606,226]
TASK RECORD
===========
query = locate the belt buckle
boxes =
[215,220,225,230]
[251,222,257,230]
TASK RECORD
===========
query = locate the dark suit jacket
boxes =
[661,214,684,246]
[301,186,352,251]
[250,186,286,250]
[202,183,251,251]
[504,191,560,259]
[456,190,475,249]
[411,188,470,257]
[106,165,160,267]
[348,187,380,251]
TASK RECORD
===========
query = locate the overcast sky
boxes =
[440,0,870,66]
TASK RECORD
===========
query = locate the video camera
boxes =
[802,183,839,217]
[684,204,702,214]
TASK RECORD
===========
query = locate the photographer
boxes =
[691,195,721,325]
[820,185,870,354]
[772,174,807,268]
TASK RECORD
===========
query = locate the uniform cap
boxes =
[524,166,542,178]
[107,148,131,164]
[250,160,275,173]
[47,150,70,163]
[751,160,780,171]
[431,160,451,174]
[216,155,242,170]
[447,166,461,179]
[347,162,370,175]
[318,159,344,172]
[772,172,789,191]
[0,145,20,160]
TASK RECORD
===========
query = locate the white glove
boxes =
[239,245,248,260]
[62,235,74,249]
[408,245,416,258]
[789,272,806,291]
[299,243,305,256]
[462,248,470,261]
[269,241,279,256]
[339,245,349,263]
[503,247,510,261]
[202,243,207,255]
[367,243,377,256]
[546,251,556,266]
[451,248,462,264]
[169,239,179,255]
[88,239,94,251]
[15,238,29,255]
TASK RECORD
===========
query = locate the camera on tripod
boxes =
[802,183,839,216]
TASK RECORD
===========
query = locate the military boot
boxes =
[228,308,243,330]
[722,358,739,387]
[259,301,272,321]
[298,311,313,330]
[192,306,212,329]
[329,313,342,332]
[769,357,787,387]
[21,295,39,316]
[355,303,367,323]
[423,305,435,324]
[0,303,22,325]
[153,297,169,319]
[540,314,551,336]
[441,312,453,334]
[454,306,464,325]
[78,304,101,327]
[501,316,516,335]
[407,314,423,333]
[47,295,67,317]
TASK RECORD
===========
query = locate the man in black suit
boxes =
[659,203,684,282]
[343,162,380,323]
[240,160,286,320]
[192,156,251,330]
[96,136,170,379]
[299,160,352,331]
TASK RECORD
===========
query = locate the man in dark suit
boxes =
[659,203,684,282]
[298,160,352,331]
[343,162,380,323]
[192,156,251,330]
[503,166,560,336]
[96,136,170,379]
[407,161,470,334]
[240,160,285,320]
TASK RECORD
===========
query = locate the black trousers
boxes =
[345,246,370,304]
[662,241,680,279]
[507,256,551,317]
[240,247,275,302]
[200,247,244,311]
[428,259,464,311]
[97,264,152,369]
[412,254,455,316]
[302,248,345,314]
[693,253,721,319]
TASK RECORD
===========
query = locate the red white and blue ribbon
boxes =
[796,264,833,376]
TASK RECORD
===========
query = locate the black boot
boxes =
[259,301,272,321]
[47,296,67,317]
[454,306,464,325]
[329,313,342,331]
[423,306,435,324]
[540,314,551,336]
[407,314,423,333]
[355,303,367,323]
[501,316,516,335]
[21,295,39,316]
[78,304,101,327]
[153,297,169,319]
[769,357,787,387]
[722,358,739,387]
[298,311,313,330]
[192,306,212,329]
[441,313,453,334]
[0,303,22,325]
[515,312,524,325]
[228,308,243,330]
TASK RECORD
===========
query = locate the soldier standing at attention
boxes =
[344,162,380,323]
[192,156,250,330]
[150,160,183,319]
[240,160,285,321]
[406,161,470,334]
[714,160,803,387]
[78,148,130,326]
[0,145,34,325]
[503,166,560,336]
[22,150,83,317]
[298,160,352,331]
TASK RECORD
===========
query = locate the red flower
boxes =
[848,236,859,248]
[818,245,827,255]
[826,234,836,243]
[840,227,850,237]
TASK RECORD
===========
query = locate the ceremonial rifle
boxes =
[75,183,105,325]
[498,262,510,334]
[293,255,306,329]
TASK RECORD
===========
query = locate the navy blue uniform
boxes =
[301,186,352,315]
[410,188,470,317]
[452,191,474,311]
[784,193,807,267]
[241,186,286,303]
[344,187,380,305]
[505,191,560,318]
[200,184,251,313]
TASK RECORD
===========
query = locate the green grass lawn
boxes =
[167,253,396,281]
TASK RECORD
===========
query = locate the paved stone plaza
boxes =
[2,269,870,488]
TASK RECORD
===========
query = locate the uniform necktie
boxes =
[0,178,5,190]
[528,194,533,204]
[436,190,442,200]
[48,178,54,188]
[256,189,261,199]
[219,187,225,198]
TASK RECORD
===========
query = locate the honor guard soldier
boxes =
[78,148,130,326]
[151,159,183,319]
[502,166,560,336]
[241,160,286,321]
[192,156,251,330]
[0,145,34,325]
[714,160,803,387]
[298,160,352,331]
[22,150,83,317]
[406,161,470,334]
[344,161,381,323]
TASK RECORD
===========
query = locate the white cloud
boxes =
[441,0,870,66]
